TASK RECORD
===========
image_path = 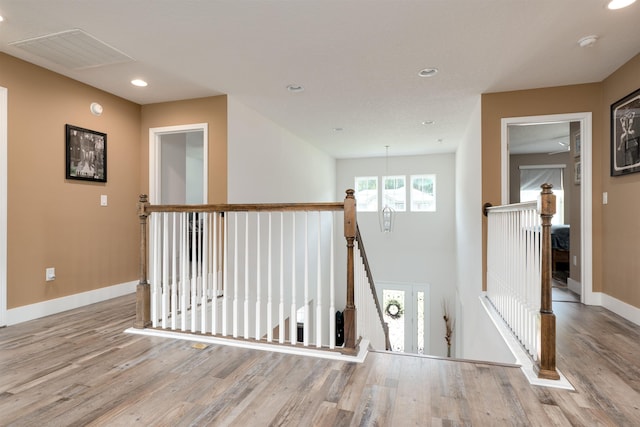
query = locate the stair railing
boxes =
[485,184,559,380]
[134,190,387,353]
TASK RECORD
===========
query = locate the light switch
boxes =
[45,267,56,281]
[602,192,608,205]
[100,195,108,206]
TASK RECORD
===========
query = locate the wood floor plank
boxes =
[2,294,640,426]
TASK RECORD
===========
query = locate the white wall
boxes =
[455,97,515,363]
[336,154,456,357]
[227,96,336,203]
[227,97,337,343]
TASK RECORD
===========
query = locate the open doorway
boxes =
[501,113,594,304]
[149,123,208,204]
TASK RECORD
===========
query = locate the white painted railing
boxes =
[486,201,541,360]
[148,208,340,348]
[135,191,390,354]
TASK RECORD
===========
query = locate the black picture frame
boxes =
[611,88,640,176]
[65,124,107,182]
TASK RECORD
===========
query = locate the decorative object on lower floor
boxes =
[443,299,455,357]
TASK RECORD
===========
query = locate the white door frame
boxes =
[149,123,208,204]
[0,87,7,326]
[501,112,594,305]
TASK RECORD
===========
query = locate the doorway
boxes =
[149,123,208,204]
[377,282,429,354]
[501,113,593,304]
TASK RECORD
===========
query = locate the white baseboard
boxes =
[567,277,581,295]
[601,293,640,327]
[6,281,137,326]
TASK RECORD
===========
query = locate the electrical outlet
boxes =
[45,267,56,281]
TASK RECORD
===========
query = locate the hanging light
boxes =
[379,146,395,233]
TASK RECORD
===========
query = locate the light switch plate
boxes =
[100,195,108,206]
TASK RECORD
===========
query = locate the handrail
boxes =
[144,202,345,214]
[356,223,391,350]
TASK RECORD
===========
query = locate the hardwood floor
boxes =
[1,294,639,426]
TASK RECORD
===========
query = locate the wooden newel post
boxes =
[535,184,560,380]
[134,194,151,329]
[344,189,357,349]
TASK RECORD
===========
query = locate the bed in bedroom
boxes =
[551,224,570,274]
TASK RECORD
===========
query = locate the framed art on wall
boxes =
[65,124,107,182]
[611,88,640,176]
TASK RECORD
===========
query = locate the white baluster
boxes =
[162,212,169,329]
[267,212,273,343]
[303,212,309,347]
[201,212,208,333]
[233,212,239,338]
[244,212,250,339]
[222,211,228,336]
[316,212,322,348]
[278,212,285,344]
[329,212,335,349]
[290,212,297,345]
[255,212,262,341]
[212,212,218,335]
[171,212,178,330]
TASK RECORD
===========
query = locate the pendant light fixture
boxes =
[379,145,395,233]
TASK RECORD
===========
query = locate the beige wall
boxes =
[483,53,640,309]
[601,54,640,307]
[140,97,228,203]
[481,83,604,293]
[1,53,142,308]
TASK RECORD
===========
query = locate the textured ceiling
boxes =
[0,0,639,159]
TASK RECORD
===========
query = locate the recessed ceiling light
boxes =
[422,120,435,125]
[578,35,598,48]
[608,0,636,9]
[418,68,438,77]
[131,79,148,87]
[286,84,304,93]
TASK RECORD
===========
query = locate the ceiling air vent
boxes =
[9,28,133,69]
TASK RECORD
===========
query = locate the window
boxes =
[382,175,406,211]
[354,176,378,212]
[411,174,436,212]
[519,165,564,224]
[355,174,437,213]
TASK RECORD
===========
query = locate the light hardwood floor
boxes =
[1,295,639,426]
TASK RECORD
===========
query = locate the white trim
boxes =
[149,123,208,205]
[600,293,640,327]
[501,112,593,306]
[6,281,136,325]
[126,328,370,363]
[567,277,581,295]
[0,87,6,327]
[480,296,574,390]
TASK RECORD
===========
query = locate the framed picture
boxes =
[574,131,581,158]
[65,124,107,182]
[611,88,640,176]
[574,161,581,185]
